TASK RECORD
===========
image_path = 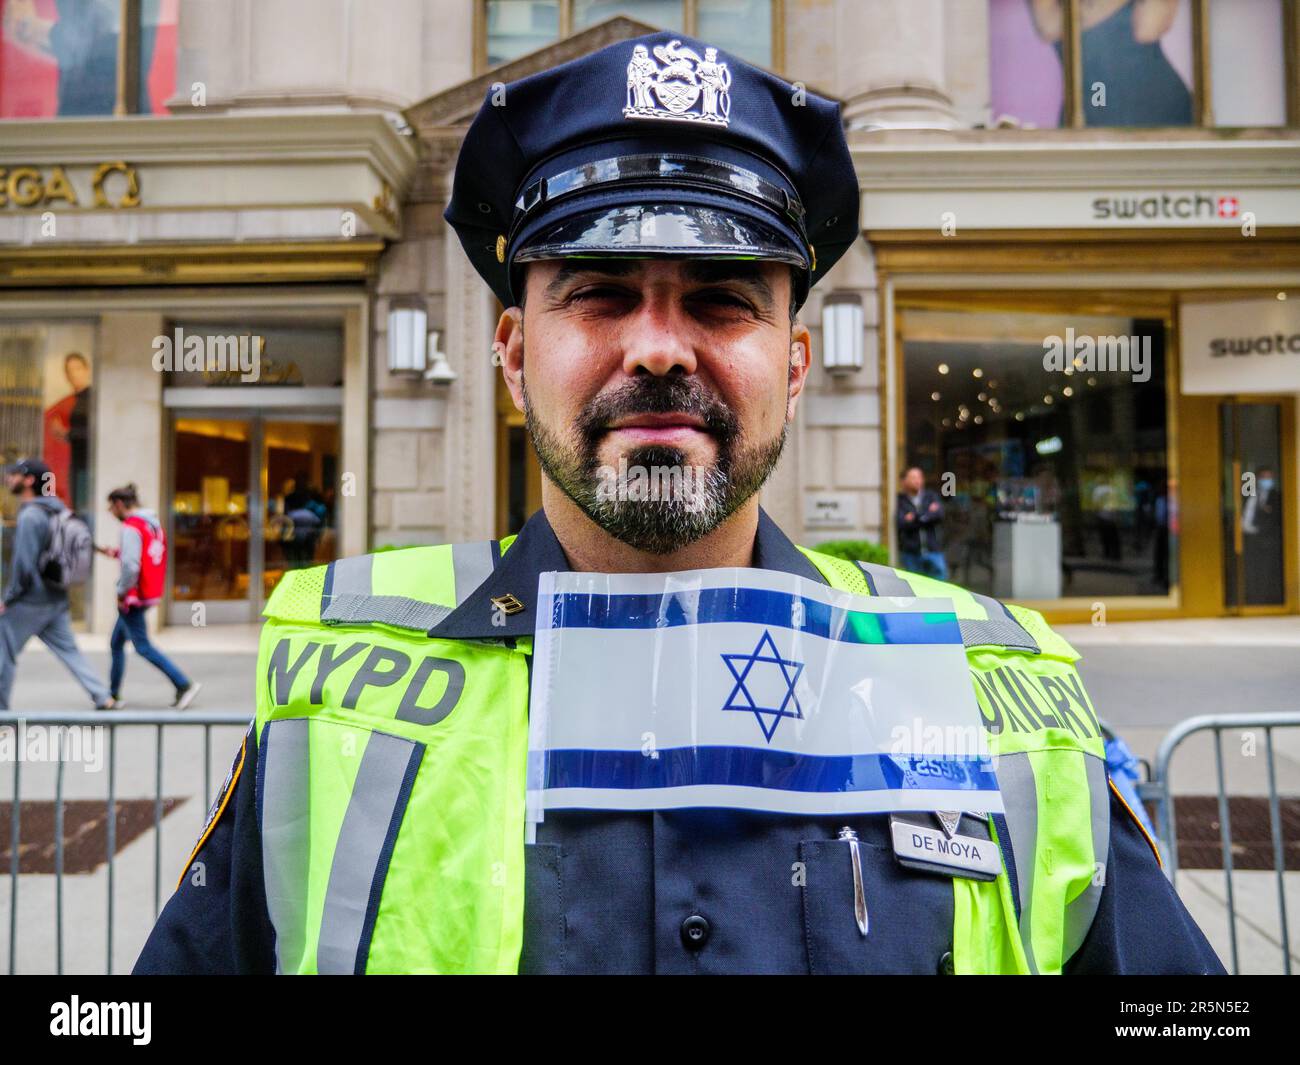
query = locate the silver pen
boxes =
[838,825,869,936]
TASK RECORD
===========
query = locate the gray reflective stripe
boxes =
[323,592,454,630]
[960,592,1041,654]
[858,564,1040,654]
[452,541,496,605]
[1063,754,1111,963]
[316,730,422,975]
[260,718,311,975]
[320,554,373,624]
[856,561,915,597]
[995,752,1040,975]
[320,544,497,629]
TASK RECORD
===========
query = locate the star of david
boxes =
[720,629,805,743]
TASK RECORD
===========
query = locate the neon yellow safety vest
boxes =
[254,538,1113,974]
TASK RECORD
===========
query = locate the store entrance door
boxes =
[167,413,340,624]
[1219,400,1291,612]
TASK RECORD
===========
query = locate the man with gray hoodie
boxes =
[0,458,114,711]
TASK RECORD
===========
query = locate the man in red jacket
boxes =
[98,484,200,709]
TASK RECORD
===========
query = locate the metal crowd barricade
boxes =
[1138,711,1300,976]
[3,709,250,976]
[7,709,1298,975]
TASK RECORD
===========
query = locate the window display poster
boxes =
[990,0,1193,128]
[40,328,96,515]
[1,0,177,117]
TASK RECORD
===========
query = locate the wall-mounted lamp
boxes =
[387,307,457,386]
[821,292,864,374]
[388,306,428,375]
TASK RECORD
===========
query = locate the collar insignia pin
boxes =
[491,593,525,615]
[936,810,962,839]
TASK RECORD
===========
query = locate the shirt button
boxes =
[937,950,955,975]
[680,914,711,950]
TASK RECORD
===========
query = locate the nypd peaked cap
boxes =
[444,30,861,311]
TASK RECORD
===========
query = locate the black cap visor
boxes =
[514,201,807,263]
[512,202,808,301]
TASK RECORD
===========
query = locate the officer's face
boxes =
[498,258,811,553]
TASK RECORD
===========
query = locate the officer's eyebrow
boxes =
[542,259,776,310]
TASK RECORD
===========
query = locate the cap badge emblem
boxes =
[624,40,731,127]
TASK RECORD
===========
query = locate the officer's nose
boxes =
[619,294,698,378]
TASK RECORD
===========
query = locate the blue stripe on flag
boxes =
[534,747,997,793]
[550,588,959,644]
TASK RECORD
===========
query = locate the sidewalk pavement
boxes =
[1057,615,1300,647]
[25,622,263,656]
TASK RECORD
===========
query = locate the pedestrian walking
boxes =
[0,457,114,711]
[99,483,201,709]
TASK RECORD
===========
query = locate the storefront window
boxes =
[163,318,344,624]
[486,0,774,69]
[161,322,343,388]
[138,0,176,115]
[0,320,96,622]
[696,0,772,69]
[901,306,1174,603]
[574,0,683,32]
[0,0,177,117]
[1207,0,1286,127]
[486,0,560,66]
[1,0,120,116]
[990,0,1195,128]
[989,0,1064,127]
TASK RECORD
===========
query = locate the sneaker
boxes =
[95,697,118,710]
[173,682,202,710]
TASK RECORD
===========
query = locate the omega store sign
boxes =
[1180,297,1300,394]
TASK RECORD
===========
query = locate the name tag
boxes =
[889,812,1001,881]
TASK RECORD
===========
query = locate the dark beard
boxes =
[524,370,787,554]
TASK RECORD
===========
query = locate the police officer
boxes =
[135,31,1223,976]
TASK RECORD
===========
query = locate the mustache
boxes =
[575,376,738,449]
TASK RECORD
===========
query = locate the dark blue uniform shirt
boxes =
[134,510,1224,975]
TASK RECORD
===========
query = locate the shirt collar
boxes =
[428,506,826,641]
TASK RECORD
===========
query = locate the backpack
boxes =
[122,513,167,602]
[39,509,94,588]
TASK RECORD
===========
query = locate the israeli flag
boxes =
[527,567,1002,822]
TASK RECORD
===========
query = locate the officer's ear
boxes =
[785,318,812,423]
[495,305,526,414]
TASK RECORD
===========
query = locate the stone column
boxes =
[440,204,498,545]
[794,240,884,549]
[93,313,164,635]
[835,0,956,130]
[172,0,434,113]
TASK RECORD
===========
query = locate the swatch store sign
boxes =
[1090,191,1241,223]
[1180,297,1300,394]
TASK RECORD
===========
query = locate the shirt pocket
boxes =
[519,842,565,975]
[798,838,956,975]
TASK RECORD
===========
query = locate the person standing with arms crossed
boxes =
[896,466,949,580]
